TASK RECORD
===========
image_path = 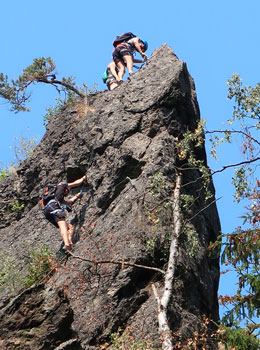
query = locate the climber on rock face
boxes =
[102,61,121,90]
[41,175,87,252]
[112,36,148,80]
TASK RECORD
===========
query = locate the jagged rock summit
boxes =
[0,45,220,349]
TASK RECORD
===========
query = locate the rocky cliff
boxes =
[0,45,221,349]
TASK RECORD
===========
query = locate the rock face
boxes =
[0,45,221,349]
[0,284,77,350]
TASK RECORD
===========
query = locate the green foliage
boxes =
[209,75,260,346]
[218,326,260,350]
[231,166,250,202]
[110,327,156,350]
[22,244,55,288]
[0,252,21,293]
[145,230,171,263]
[177,119,206,162]
[148,172,170,224]
[0,135,38,180]
[23,57,56,80]
[151,171,165,199]
[227,73,260,125]
[147,169,203,263]
[12,136,38,165]
[0,57,54,112]
[208,73,260,200]
[0,245,55,295]
[177,120,213,201]
[214,199,260,346]
[87,83,98,94]
[219,225,260,322]
[0,161,11,180]
[0,168,8,180]
[10,199,24,213]
[180,193,194,210]
[209,131,232,160]
[183,227,200,258]
[141,172,174,264]
[0,165,17,179]
[43,83,98,126]
[0,57,86,113]
[145,235,159,255]
[43,92,77,126]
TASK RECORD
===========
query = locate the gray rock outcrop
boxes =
[0,45,220,349]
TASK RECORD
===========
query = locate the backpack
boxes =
[113,32,136,47]
[40,184,57,207]
[102,69,108,83]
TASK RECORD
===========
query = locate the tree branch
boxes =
[37,77,85,98]
[67,251,165,275]
[211,157,260,175]
[205,129,260,147]
[184,196,222,224]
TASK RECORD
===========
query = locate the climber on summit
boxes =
[112,33,148,80]
[102,61,121,90]
[41,175,87,252]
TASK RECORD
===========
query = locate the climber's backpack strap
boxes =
[40,184,57,207]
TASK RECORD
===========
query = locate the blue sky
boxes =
[1,1,260,319]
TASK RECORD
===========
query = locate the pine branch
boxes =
[37,76,85,98]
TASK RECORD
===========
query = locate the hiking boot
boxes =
[64,244,73,252]
[56,249,69,263]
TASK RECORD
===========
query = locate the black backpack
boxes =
[113,32,136,47]
[41,184,57,206]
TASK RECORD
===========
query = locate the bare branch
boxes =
[67,251,165,275]
[37,77,85,98]
[211,157,260,175]
[205,129,260,147]
[183,197,222,226]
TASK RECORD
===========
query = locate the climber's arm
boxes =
[68,175,87,189]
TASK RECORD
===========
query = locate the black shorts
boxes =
[43,206,66,228]
[113,46,133,65]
